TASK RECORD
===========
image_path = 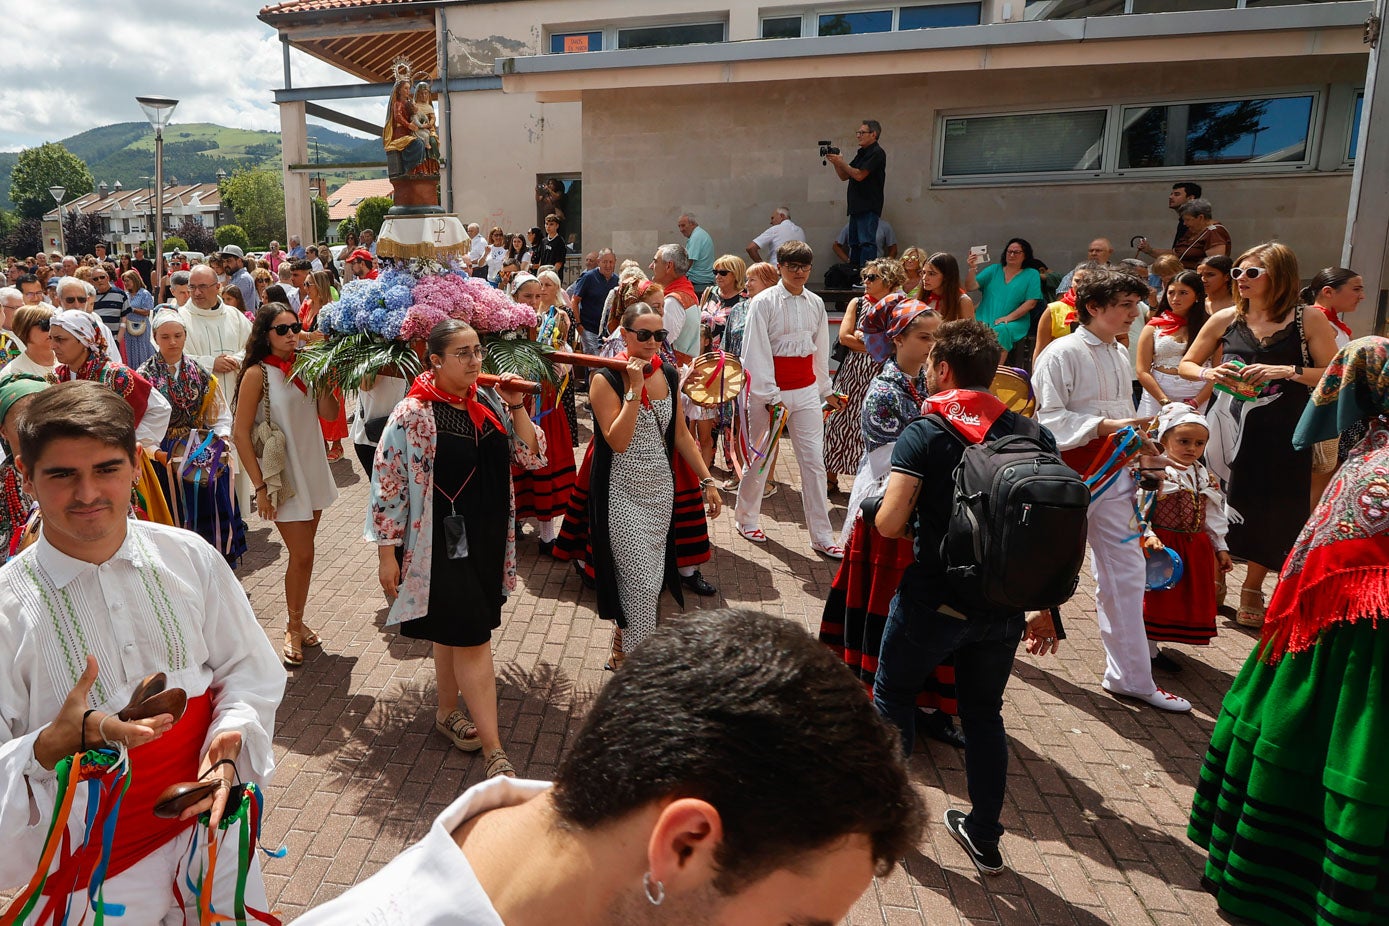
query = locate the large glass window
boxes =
[898,3,981,27]
[762,15,803,38]
[940,109,1106,177]
[617,22,724,49]
[549,31,603,54]
[818,10,893,35]
[1119,95,1315,169]
[1348,91,1364,161]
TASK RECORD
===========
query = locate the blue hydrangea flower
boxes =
[384,285,414,313]
[381,305,408,340]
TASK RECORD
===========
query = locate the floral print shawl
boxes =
[365,390,547,626]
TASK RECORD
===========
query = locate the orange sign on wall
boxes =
[563,34,591,53]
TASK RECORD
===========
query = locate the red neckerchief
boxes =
[1314,303,1353,339]
[665,276,698,309]
[406,370,503,432]
[262,354,307,394]
[1147,310,1187,336]
[1060,288,1077,308]
[615,351,663,408]
[924,388,1009,444]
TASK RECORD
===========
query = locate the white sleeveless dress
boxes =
[1138,327,1208,417]
[259,364,339,522]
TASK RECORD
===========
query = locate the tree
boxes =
[173,216,216,254]
[63,211,105,257]
[1,218,42,258]
[218,169,285,248]
[10,143,94,220]
[337,215,359,243]
[161,236,189,253]
[215,224,251,252]
[310,197,330,245]
[355,196,393,236]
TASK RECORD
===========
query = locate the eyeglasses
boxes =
[61,295,89,305]
[270,322,304,336]
[854,130,873,136]
[1230,266,1265,280]
[447,346,488,360]
[861,273,881,283]
[713,269,733,277]
[782,262,812,273]
[631,328,669,343]
[189,283,217,290]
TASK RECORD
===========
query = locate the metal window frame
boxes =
[760,0,981,39]
[547,29,605,54]
[615,20,728,49]
[934,86,1335,186]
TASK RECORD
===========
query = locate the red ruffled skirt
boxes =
[513,384,576,522]
[1143,526,1218,645]
[818,514,957,713]
[319,388,348,441]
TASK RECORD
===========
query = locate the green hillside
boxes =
[0,122,383,210]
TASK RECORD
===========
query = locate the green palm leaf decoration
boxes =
[293,333,425,396]
[482,335,558,385]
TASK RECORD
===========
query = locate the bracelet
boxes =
[699,477,717,488]
[253,484,266,495]
[508,403,526,411]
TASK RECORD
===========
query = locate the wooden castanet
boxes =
[476,372,542,395]
[549,350,654,376]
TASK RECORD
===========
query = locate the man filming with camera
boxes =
[825,120,887,271]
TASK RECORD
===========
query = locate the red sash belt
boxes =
[1061,437,1107,477]
[45,692,213,894]
[772,355,815,390]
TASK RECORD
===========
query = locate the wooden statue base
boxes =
[389,175,442,214]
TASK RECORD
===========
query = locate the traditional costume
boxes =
[1035,325,1182,708]
[1140,405,1228,646]
[819,354,958,720]
[50,311,175,527]
[366,372,546,630]
[179,299,255,511]
[663,275,717,573]
[0,520,285,922]
[734,280,838,551]
[513,304,576,545]
[554,360,686,652]
[1190,337,1389,926]
[139,310,247,566]
[0,376,46,563]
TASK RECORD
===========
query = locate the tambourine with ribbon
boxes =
[681,350,745,408]
[1144,544,1184,591]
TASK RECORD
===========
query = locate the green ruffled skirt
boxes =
[1189,619,1389,925]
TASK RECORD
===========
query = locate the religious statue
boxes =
[383,61,440,179]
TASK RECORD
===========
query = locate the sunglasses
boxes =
[61,295,89,305]
[1229,266,1265,280]
[38,318,50,331]
[861,273,881,283]
[631,328,669,343]
[270,322,304,336]
[713,269,733,277]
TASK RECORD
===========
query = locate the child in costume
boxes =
[1140,403,1233,667]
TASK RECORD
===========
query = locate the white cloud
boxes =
[0,0,383,151]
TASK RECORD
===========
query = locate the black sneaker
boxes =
[944,809,1005,876]
[681,570,717,596]
[916,709,967,749]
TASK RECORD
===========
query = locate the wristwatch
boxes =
[624,389,637,402]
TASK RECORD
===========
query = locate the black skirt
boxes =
[399,403,512,647]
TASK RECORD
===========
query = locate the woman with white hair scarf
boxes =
[47,308,175,524]
[138,309,247,564]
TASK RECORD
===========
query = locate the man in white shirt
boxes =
[734,240,844,557]
[467,223,488,276]
[1033,269,1191,713]
[0,381,284,922]
[297,609,922,926]
[747,207,806,266]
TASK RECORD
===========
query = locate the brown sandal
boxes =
[435,710,482,752]
[485,748,516,778]
[604,629,625,672]
[1236,588,1266,628]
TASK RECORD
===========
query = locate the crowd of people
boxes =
[1,159,1387,924]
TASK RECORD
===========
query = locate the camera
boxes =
[818,140,839,164]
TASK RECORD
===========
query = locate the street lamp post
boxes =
[137,94,179,296]
[48,186,66,257]
[307,135,320,246]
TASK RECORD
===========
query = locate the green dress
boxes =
[1188,418,1389,925]
[974,263,1041,352]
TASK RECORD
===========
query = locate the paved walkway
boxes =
[9,423,1261,924]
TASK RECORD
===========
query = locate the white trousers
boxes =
[735,384,836,548]
[1087,470,1157,698]
[46,827,269,925]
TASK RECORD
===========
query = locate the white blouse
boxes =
[738,281,831,404]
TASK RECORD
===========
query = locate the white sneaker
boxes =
[1104,682,1191,712]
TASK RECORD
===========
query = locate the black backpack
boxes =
[932,414,1090,614]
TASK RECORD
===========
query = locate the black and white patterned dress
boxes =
[609,393,675,652]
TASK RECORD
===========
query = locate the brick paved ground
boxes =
[5,415,1266,924]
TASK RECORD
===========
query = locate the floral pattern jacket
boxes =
[365,391,547,626]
